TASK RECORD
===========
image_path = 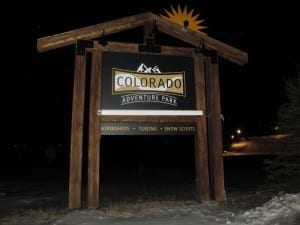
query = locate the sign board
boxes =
[37,9,247,209]
[101,122,196,135]
[101,52,196,110]
[99,51,199,135]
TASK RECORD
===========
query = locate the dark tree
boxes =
[263,75,300,192]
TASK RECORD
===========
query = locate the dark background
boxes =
[2,1,299,172]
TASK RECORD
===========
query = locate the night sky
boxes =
[4,0,300,146]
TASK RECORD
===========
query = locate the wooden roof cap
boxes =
[37,12,248,65]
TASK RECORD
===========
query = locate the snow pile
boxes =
[232,193,300,225]
[52,193,300,225]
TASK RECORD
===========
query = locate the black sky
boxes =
[4,1,300,145]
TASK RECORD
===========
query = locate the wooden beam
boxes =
[97,41,197,56]
[143,20,155,42]
[194,54,210,201]
[153,14,248,66]
[205,56,226,201]
[37,12,247,66]
[87,46,102,208]
[37,12,152,52]
[68,50,87,209]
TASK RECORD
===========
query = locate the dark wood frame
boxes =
[37,12,247,209]
[68,41,224,208]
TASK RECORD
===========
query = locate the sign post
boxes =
[83,42,211,208]
[36,11,248,209]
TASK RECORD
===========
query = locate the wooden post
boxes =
[35,12,248,209]
[68,46,87,209]
[205,54,226,201]
[143,20,155,42]
[87,45,102,208]
[194,54,210,201]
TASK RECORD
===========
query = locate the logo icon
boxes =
[111,63,186,106]
[160,4,207,35]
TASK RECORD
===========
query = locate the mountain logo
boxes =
[136,63,161,73]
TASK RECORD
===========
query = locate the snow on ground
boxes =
[233,193,300,225]
[52,193,300,225]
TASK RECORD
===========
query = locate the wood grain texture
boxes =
[194,54,210,201]
[37,12,247,65]
[68,53,86,209]
[87,46,101,208]
[205,57,226,201]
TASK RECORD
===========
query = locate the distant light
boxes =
[274,126,279,131]
[236,128,242,135]
[231,141,248,149]
[231,135,235,139]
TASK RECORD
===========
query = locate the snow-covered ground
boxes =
[1,151,299,225]
[52,193,300,225]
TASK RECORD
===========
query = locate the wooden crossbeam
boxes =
[37,12,247,66]
[37,12,152,52]
[152,14,248,66]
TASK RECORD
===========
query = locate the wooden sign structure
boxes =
[37,12,248,209]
